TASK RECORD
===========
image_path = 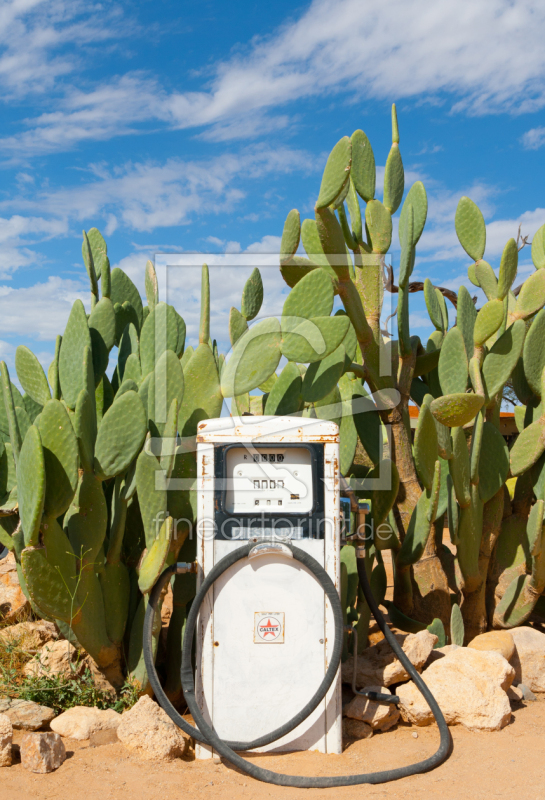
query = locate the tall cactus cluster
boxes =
[0,107,544,689]
[266,104,545,648]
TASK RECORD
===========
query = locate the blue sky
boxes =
[1,0,545,373]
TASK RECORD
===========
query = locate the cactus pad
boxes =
[438,327,468,395]
[350,130,375,202]
[523,309,545,395]
[241,268,264,322]
[482,318,525,399]
[17,425,45,546]
[455,197,486,262]
[316,136,351,209]
[145,260,159,310]
[478,421,509,502]
[281,315,349,363]
[282,268,334,321]
[414,396,438,491]
[514,268,545,319]
[400,182,427,247]
[140,302,181,378]
[111,268,143,329]
[15,346,51,407]
[430,393,484,428]
[59,300,92,409]
[264,362,302,415]
[21,523,79,622]
[473,298,504,347]
[383,144,404,215]
[37,400,78,518]
[94,390,147,480]
[497,239,518,300]
[510,418,545,476]
[532,223,545,269]
[365,200,392,254]
[302,345,345,403]
[138,516,173,594]
[221,318,281,397]
[280,209,301,264]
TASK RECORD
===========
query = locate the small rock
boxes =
[344,686,400,731]
[0,620,58,652]
[468,631,515,662]
[20,731,66,773]
[0,698,55,731]
[412,731,418,739]
[342,718,373,740]
[51,706,121,741]
[0,552,29,624]
[507,685,523,702]
[213,756,221,764]
[0,713,12,767]
[398,648,514,732]
[509,627,545,692]
[518,683,537,702]
[24,640,78,679]
[342,630,438,688]
[117,695,190,761]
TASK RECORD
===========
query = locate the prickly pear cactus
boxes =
[269,105,545,645]
[0,243,213,692]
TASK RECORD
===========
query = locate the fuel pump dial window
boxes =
[224,447,313,514]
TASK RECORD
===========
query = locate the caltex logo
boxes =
[254,612,284,643]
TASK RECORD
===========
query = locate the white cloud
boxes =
[0,0,128,99]
[4,0,545,155]
[4,147,313,233]
[521,126,545,150]
[0,275,88,339]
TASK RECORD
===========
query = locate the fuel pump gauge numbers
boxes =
[224,446,314,514]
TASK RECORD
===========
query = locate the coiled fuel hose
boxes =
[144,540,450,787]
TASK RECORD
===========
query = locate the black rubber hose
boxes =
[144,541,344,751]
[0,546,8,561]
[146,541,451,787]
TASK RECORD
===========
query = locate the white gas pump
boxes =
[144,415,449,788]
[194,414,342,758]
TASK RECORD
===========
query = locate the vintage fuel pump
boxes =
[194,414,342,757]
[144,415,450,789]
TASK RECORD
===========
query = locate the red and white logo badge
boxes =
[254,612,285,643]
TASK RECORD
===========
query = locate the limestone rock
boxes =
[509,627,545,692]
[0,620,58,652]
[51,706,121,741]
[344,686,400,731]
[343,718,373,740]
[342,630,438,688]
[398,648,514,731]
[0,698,55,731]
[0,713,12,767]
[20,732,66,774]
[24,640,78,679]
[468,631,515,662]
[24,640,118,695]
[0,552,29,624]
[117,695,190,761]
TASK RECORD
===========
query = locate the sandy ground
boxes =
[2,699,545,800]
